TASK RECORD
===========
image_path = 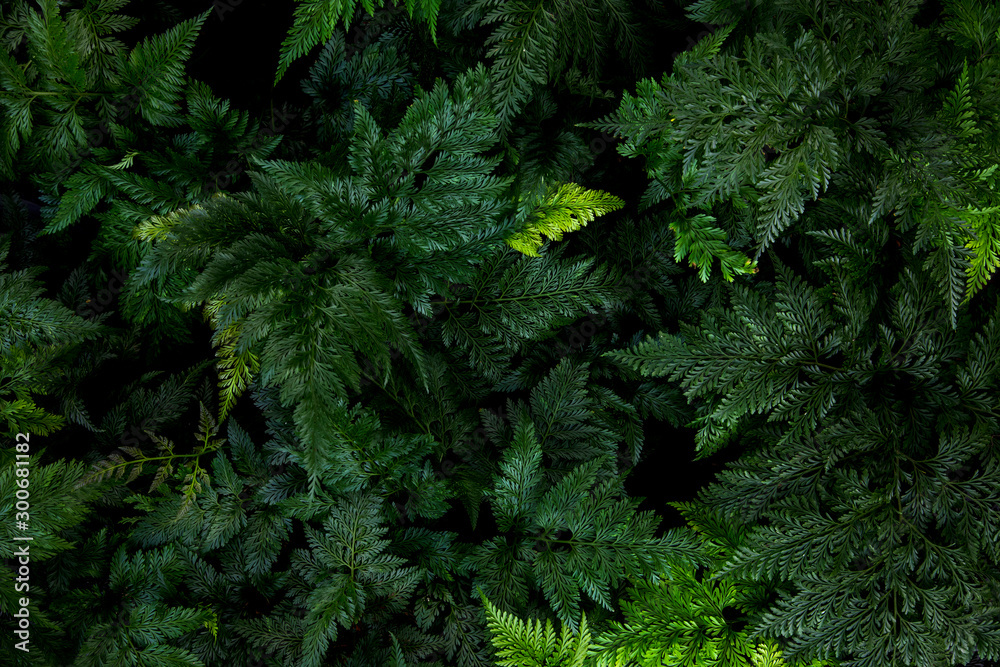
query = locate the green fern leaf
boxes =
[941,59,981,139]
[121,9,209,127]
[506,183,624,257]
[482,590,591,667]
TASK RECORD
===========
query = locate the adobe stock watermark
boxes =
[75,268,129,320]
[213,0,390,62]
[568,128,619,181]
[11,432,32,653]
[344,5,398,59]
[671,22,725,62]
[202,105,300,197]
[391,403,508,526]
[211,0,244,21]
[117,418,159,450]
[554,262,653,359]
[51,80,150,182]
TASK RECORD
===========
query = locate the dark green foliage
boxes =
[483,501,834,667]
[466,359,708,632]
[0,0,208,178]
[275,0,445,86]
[590,0,1000,325]
[606,247,1000,665]
[4,0,1000,666]
[0,236,111,437]
[445,0,645,130]
[298,30,416,148]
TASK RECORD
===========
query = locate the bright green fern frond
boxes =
[507,183,624,257]
[960,204,1000,303]
[669,212,757,283]
[482,590,592,667]
[213,313,260,423]
[0,398,65,437]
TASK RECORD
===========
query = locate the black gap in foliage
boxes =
[626,418,733,531]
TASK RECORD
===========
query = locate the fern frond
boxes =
[940,59,981,139]
[275,0,369,86]
[482,0,558,130]
[121,9,209,127]
[506,183,624,257]
[960,205,1000,303]
[482,590,591,667]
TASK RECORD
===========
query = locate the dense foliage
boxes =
[2,0,999,666]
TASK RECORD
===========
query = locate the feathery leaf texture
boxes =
[0,236,109,436]
[469,360,710,632]
[130,67,519,495]
[275,0,443,86]
[482,590,592,667]
[467,0,645,130]
[482,500,836,667]
[506,183,624,257]
[7,1,1000,666]
[588,2,1000,316]
[606,243,1000,665]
